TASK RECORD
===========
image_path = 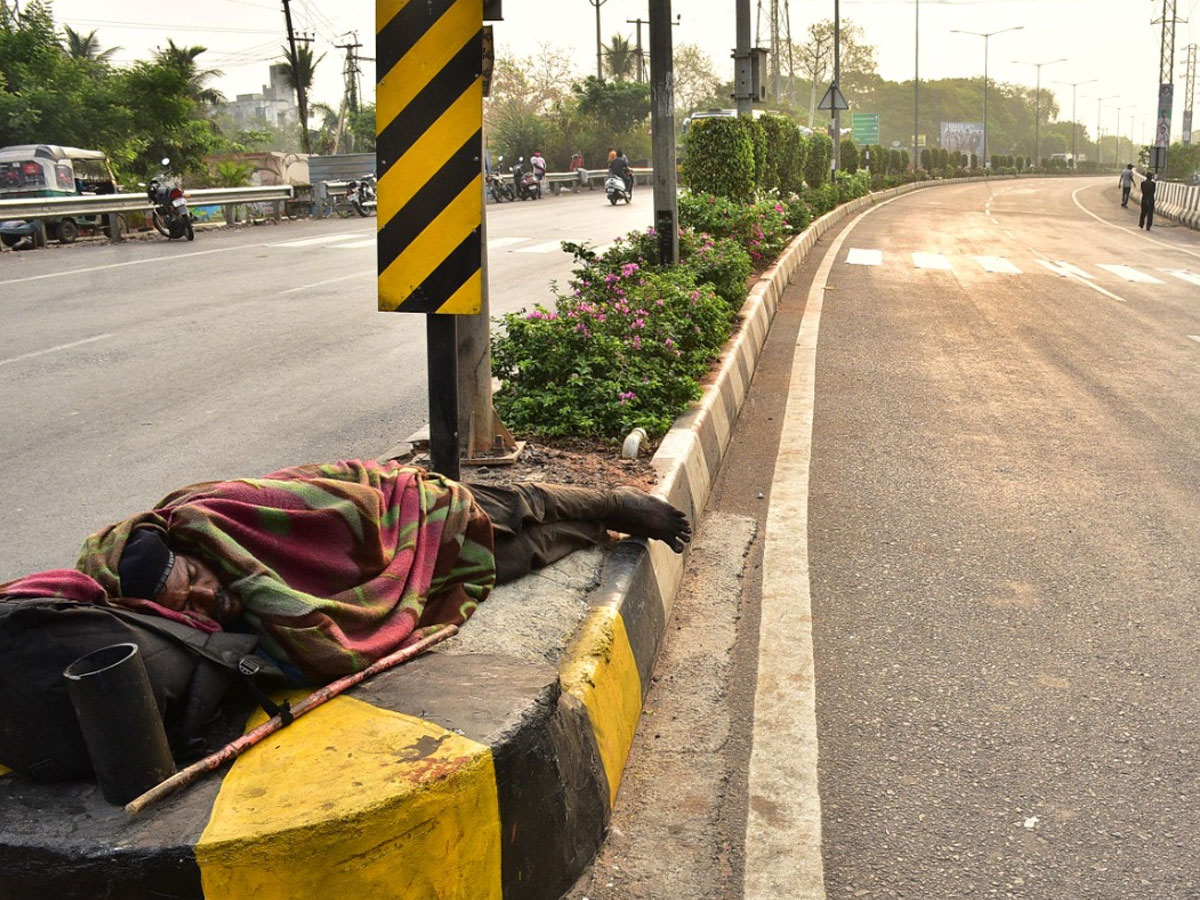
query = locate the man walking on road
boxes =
[1118,163,1135,208]
[1139,172,1157,229]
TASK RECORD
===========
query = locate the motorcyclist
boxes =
[609,149,633,197]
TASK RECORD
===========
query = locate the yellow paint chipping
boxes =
[559,606,642,807]
[197,694,501,900]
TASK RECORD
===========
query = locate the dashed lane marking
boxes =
[846,248,883,266]
[268,233,373,248]
[0,333,113,367]
[1163,269,1200,287]
[912,251,951,270]
[329,238,378,249]
[1095,264,1164,284]
[975,256,1022,274]
[1189,335,1200,345]
[486,236,529,249]
[276,272,371,296]
[512,239,579,254]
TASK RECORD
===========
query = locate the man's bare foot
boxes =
[604,489,692,553]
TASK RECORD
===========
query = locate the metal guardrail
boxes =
[0,185,293,220]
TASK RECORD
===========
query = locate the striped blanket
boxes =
[2,460,495,681]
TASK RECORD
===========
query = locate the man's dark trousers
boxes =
[1140,199,1155,229]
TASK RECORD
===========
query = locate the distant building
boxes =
[217,64,298,130]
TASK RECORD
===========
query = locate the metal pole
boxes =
[589,0,607,80]
[833,0,841,170]
[735,0,753,115]
[983,35,989,167]
[1034,65,1040,166]
[913,0,919,171]
[649,0,679,266]
[427,315,460,480]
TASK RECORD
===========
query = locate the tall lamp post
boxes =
[913,0,920,172]
[587,0,608,79]
[951,26,1024,168]
[1056,78,1097,166]
[1013,57,1066,166]
[1094,95,1118,164]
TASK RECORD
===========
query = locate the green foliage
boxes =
[681,116,755,200]
[1167,141,1200,179]
[571,76,650,135]
[920,148,931,170]
[780,126,808,194]
[677,192,792,267]
[742,117,768,189]
[212,160,253,187]
[805,133,832,187]
[840,140,859,174]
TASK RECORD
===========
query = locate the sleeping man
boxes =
[0,458,691,684]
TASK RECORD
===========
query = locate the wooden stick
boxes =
[125,625,458,816]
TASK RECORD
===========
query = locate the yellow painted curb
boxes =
[197,693,502,900]
[560,606,642,808]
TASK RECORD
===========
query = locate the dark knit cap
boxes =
[118,528,175,600]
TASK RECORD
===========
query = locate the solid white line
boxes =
[912,251,951,270]
[975,255,1022,274]
[512,239,575,254]
[745,191,913,900]
[267,232,372,248]
[276,272,368,296]
[0,333,113,367]
[1189,334,1200,345]
[1070,184,1200,261]
[1095,264,1164,284]
[0,243,252,287]
[486,236,529,249]
[329,238,378,249]
[846,247,883,266]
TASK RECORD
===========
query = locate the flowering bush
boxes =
[492,265,732,439]
[677,192,793,267]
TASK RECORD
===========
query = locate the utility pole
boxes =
[832,0,841,171]
[627,16,647,82]
[281,0,311,154]
[1151,0,1184,174]
[1056,78,1096,167]
[333,35,362,154]
[1183,43,1196,144]
[913,0,919,172]
[588,0,607,79]
[649,0,679,266]
[735,0,753,116]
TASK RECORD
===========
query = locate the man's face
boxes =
[155,553,243,624]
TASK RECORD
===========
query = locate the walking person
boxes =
[1118,163,1135,208]
[1139,172,1157,230]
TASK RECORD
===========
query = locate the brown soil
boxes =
[393,439,660,492]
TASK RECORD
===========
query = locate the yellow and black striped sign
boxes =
[376,0,483,314]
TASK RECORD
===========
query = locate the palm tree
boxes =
[62,25,120,64]
[155,40,225,105]
[603,34,637,82]
[279,44,324,154]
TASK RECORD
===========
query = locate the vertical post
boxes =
[105,212,123,243]
[983,36,989,167]
[1034,65,1040,167]
[832,0,841,171]
[428,316,460,481]
[590,0,605,79]
[735,0,753,116]
[913,0,919,172]
[281,0,311,154]
[650,0,678,266]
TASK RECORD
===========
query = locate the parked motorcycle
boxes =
[487,157,515,202]
[513,157,541,201]
[146,158,193,241]
[605,173,631,205]
[346,174,377,216]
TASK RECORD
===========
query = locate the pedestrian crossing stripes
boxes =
[269,233,374,248]
[843,248,1200,287]
[376,0,483,314]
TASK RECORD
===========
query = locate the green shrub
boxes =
[805,133,832,188]
[678,192,792,267]
[840,140,859,174]
[920,148,931,171]
[780,126,809,194]
[741,117,768,191]
[681,116,755,200]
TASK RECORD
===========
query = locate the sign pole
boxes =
[428,316,460,480]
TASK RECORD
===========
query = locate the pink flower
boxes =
[618,390,637,404]
[631,335,642,349]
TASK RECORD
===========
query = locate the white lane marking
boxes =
[1071,184,1200,261]
[276,271,369,296]
[268,233,372,248]
[486,236,529,249]
[912,251,951,270]
[512,239,576,254]
[1037,260,1073,277]
[329,238,377,249]
[975,255,1022,274]
[0,243,251,287]
[1163,269,1200,287]
[746,189,918,900]
[0,333,113,367]
[1054,260,1094,279]
[846,247,883,266]
[1096,264,1164,284]
[1189,335,1200,345]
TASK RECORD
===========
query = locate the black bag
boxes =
[0,597,278,782]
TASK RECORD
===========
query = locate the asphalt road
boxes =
[0,189,650,580]
[568,176,1200,899]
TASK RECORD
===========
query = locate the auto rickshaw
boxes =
[0,144,121,247]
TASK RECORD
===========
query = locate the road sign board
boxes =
[817,83,849,112]
[376,0,483,314]
[851,112,879,144]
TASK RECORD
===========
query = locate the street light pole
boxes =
[1056,78,1097,167]
[1095,95,1118,164]
[913,0,920,171]
[1013,57,1066,166]
[587,0,608,80]
[952,26,1024,168]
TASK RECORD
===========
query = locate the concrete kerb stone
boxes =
[0,174,989,900]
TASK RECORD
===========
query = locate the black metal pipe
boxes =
[427,315,460,481]
[63,642,175,805]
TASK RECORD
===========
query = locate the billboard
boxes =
[940,122,984,154]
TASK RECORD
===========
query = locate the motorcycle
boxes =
[346,174,377,216]
[146,158,193,241]
[487,157,515,202]
[605,172,632,205]
[513,157,541,201]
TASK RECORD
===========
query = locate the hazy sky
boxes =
[46,1,1200,142]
